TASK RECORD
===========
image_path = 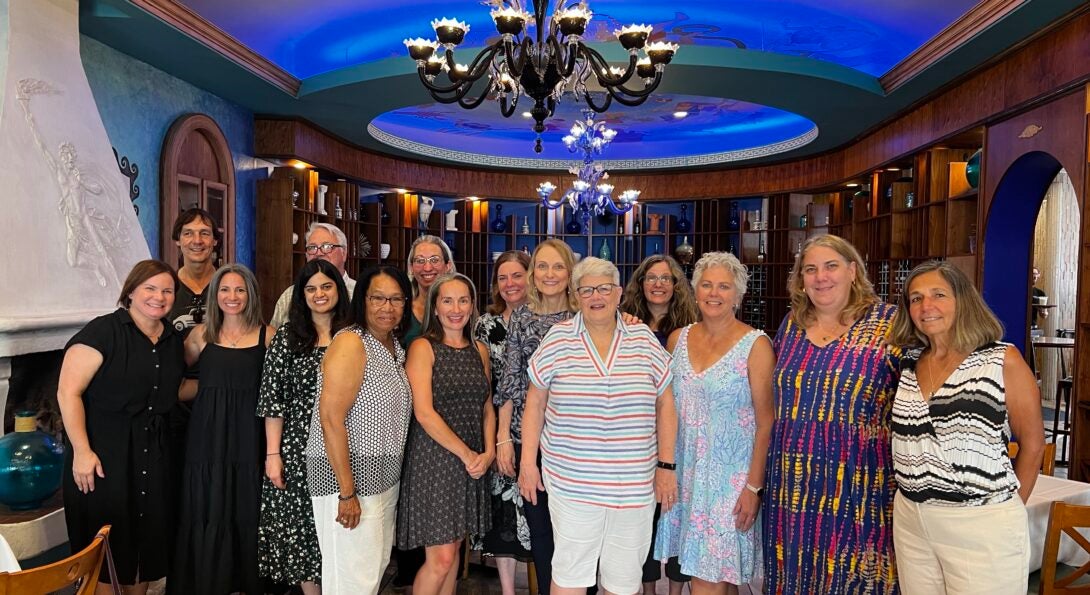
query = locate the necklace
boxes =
[924,351,960,399]
[813,319,847,342]
[220,327,246,347]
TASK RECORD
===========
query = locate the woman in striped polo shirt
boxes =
[518,257,679,595]
[889,260,1043,594]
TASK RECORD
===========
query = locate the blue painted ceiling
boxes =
[80,0,1085,172]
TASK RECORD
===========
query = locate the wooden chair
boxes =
[0,525,111,595]
[1039,502,1090,594]
[1009,442,1058,476]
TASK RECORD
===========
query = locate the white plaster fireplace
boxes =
[0,0,150,560]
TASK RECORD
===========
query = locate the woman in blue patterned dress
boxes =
[762,234,900,594]
[655,252,774,593]
[256,260,350,593]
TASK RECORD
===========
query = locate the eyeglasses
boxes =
[366,295,408,307]
[643,274,675,285]
[305,242,344,255]
[576,283,619,298]
[412,256,444,266]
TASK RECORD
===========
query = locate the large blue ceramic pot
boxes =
[0,412,64,510]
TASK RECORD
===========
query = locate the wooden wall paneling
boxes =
[255,178,293,319]
[1072,96,1090,479]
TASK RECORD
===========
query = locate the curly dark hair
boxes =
[620,255,697,338]
[286,260,352,353]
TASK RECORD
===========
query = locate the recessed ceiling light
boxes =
[522,112,532,118]
[394,188,409,193]
[467,196,481,202]
[292,161,310,169]
[673,111,688,118]
[886,167,901,172]
[845,183,859,187]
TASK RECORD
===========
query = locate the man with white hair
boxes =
[270,222,356,328]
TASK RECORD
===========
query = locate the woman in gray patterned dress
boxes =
[257,260,349,593]
[399,273,496,595]
[495,239,580,594]
[474,250,532,595]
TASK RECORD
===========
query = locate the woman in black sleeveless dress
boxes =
[171,264,273,594]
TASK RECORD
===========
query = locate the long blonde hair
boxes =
[526,239,579,313]
[788,235,878,326]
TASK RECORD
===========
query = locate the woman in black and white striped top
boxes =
[889,260,1043,595]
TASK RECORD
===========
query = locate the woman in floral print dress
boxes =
[256,260,350,593]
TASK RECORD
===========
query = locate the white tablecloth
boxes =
[1027,474,1090,571]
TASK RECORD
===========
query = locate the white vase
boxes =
[419,196,434,228]
[380,243,391,259]
[316,184,328,215]
[446,209,459,231]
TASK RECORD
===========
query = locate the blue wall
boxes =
[79,35,264,267]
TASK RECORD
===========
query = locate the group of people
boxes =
[56,205,1045,595]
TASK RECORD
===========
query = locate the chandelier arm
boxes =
[604,70,665,102]
[498,92,519,117]
[534,0,548,46]
[582,89,613,112]
[416,55,496,95]
[581,47,637,86]
[545,35,578,79]
[458,90,491,109]
[462,46,503,81]
[502,36,534,79]
[601,196,634,215]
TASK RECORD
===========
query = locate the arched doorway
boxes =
[981,151,1064,353]
[159,114,236,267]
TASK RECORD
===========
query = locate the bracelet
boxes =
[496,439,513,447]
[745,482,764,496]
[266,452,280,457]
[656,461,677,471]
[337,491,356,501]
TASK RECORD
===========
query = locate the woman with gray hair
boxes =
[519,257,679,595]
[173,263,274,594]
[654,252,773,593]
[404,234,456,347]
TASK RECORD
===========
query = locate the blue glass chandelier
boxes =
[537,110,639,234]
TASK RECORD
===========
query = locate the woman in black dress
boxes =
[257,260,350,594]
[172,264,272,594]
[399,273,495,595]
[58,259,184,594]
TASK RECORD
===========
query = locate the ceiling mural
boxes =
[82,0,1081,171]
[177,0,978,79]
[368,93,817,168]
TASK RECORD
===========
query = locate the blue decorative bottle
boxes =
[676,204,691,233]
[0,411,63,510]
[490,204,507,233]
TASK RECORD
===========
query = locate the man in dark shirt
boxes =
[166,208,219,335]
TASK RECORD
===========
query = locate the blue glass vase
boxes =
[676,204,691,233]
[965,149,982,189]
[490,204,507,233]
[0,412,64,510]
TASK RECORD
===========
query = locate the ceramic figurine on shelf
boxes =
[446,209,459,231]
[491,204,507,232]
[647,213,664,234]
[676,204,691,233]
[419,195,435,229]
[316,184,329,215]
[521,216,530,234]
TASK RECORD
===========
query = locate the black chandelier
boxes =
[404,0,678,152]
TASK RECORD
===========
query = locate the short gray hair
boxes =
[692,252,748,299]
[572,256,619,287]
[307,222,346,247]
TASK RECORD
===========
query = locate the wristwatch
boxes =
[745,482,764,497]
[656,460,677,471]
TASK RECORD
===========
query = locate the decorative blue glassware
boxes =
[676,204,691,233]
[490,204,507,233]
[0,411,64,510]
[565,210,582,234]
[965,149,982,189]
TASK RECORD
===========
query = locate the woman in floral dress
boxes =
[256,260,350,593]
[474,250,532,595]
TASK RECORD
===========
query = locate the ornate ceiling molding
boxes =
[366,123,819,171]
[129,0,300,96]
[881,0,1023,92]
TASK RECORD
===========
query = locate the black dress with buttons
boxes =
[171,327,267,595]
[62,308,185,585]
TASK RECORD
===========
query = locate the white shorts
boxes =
[312,485,398,595]
[548,491,654,594]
